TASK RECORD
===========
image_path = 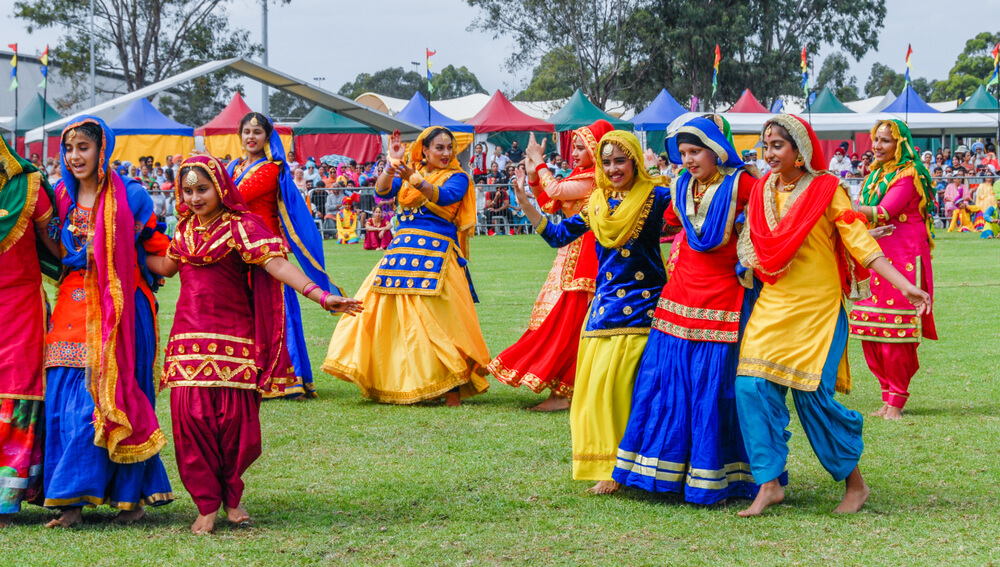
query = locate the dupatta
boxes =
[57,116,165,464]
[0,134,60,278]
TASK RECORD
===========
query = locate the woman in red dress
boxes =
[487,119,613,411]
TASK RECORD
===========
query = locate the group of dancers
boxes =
[0,106,936,533]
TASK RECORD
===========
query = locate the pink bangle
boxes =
[319,291,332,309]
[302,283,319,297]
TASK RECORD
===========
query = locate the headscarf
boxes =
[665,116,749,252]
[535,119,614,215]
[0,133,59,279]
[227,113,342,296]
[174,155,292,393]
[588,130,668,249]
[56,116,166,464]
[399,126,477,256]
[860,119,936,246]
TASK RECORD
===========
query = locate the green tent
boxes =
[547,89,632,132]
[6,94,62,136]
[951,84,999,113]
[293,106,379,135]
[807,87,854,113]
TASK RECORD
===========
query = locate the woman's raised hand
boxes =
[525,133,547,169]
[388,130,405,161]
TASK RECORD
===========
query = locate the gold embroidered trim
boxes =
[651,319,738,342]
[573,453,616,462]
[860,251,884,268]
[169,332,253,344]
[656,298,740,323]
[580,327,650,338]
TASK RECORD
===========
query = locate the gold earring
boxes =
[794,154,805,168]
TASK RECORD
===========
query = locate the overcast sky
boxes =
[2,0,999,107]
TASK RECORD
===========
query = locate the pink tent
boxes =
[729,89,770,113]
[466,91,554,133]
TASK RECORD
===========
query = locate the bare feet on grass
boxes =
[833,467,870,514]
[738,479,784,517]
[871,403,889,417]
[45,508,82,528]
[191,511,217,535]
[883,407,903,421]
[113,507,146,524]
[586,480,620,495]
[224,505,251,524]
[445,391,461,407]
[528,393,570,412]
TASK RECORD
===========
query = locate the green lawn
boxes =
[3,232,1000,566]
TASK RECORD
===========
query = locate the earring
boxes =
[794,154,805,168]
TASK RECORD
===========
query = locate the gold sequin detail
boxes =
[208,343,217,353]
[404,236,412,243]
[898,214,907,222]
[635,272,645,281]
[621,249,631,258]
[424,260,434,269]
[894,315,903,324]
[623,306,633,315]
[641,290,651,299]
[887,299,894,306]
[374,276,382,286]
[226,346,234,355]
[646,309,654,317]
[432,240,440,247]
[411,258,420,267]
[192,344,200,353]
[599,306,605,315]
[389,258,396,266]
[243,347,250,357]
[418,238,426,246]
[905,263,914,272]
[421,280,431,288]
[616,289,627,298]
[178,345,185,354]
[406,278,414,288]
[606,272,613,280]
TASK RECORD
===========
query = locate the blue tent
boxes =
[395,92,474,132]
[631,89,689,131]
[109,97,195,135]
[882,85,938,114]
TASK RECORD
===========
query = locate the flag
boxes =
[770,98,784,113]
[7,43,16,92]
[905,44,913,87]
[800,46,809,97]
[711,44,720,98]
[38,45,48,88]
[426,48,435,94]
[689,96,699,112]
[988,42,999,87]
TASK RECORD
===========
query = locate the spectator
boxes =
[828,142,851,174]
[506,140,524,164]
[29,152,41,167]
[162,168,175,194]
[490,146,510,171]
[363,206,393,250]
[921,151,933,171]
[303,161,321,185]
[933,166,947,213]
[148,182,167,221]
[293,168,308,195]
[486,162,502,184]
[483,186,509,235]
[470,143,489,183]
[502,164,516,184]
[507,164,531,235]
[155,167,167,185]
[287,151,300,172]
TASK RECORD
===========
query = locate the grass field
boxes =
[2,232,1000,566]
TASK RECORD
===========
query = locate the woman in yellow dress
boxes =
[322,127,490,406]
[734,115,931,517]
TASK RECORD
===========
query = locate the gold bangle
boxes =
[409,172,424,187]
[301,280,315,295]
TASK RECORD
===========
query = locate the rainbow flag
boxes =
[711,44,720,97]
[7,43,16,92]
[800,46,809,96]
[905,44,913,87]
[988,43,999,87]
[38,45,48,88]
[426,48,436,94]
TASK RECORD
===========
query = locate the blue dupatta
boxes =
[227,118,343,296]
[666,116,747,252]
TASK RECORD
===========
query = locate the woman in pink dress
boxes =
[851,119,937,420]
[363,206,392,250]
[147,155,360,534]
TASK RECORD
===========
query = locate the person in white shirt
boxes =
[828,142,851,175]
[303,161,322,185]
[490,146,511,171]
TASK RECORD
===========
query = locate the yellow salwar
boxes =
[947,206,978,232]
[571,334,647,480]
[738,186,882,394]
[322,254,491,404]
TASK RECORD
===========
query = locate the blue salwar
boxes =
[43,291,173,510]
[735,309,864,485]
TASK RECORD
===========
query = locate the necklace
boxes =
[193,210,225,233]
[693,170,723,204]
[777,170,806,192]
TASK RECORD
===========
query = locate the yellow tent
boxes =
[108,98,195,165]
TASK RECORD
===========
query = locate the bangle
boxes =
[534,163,549,176]
[301,282,318,296]
[409,172,424,187]
[319,291,331,309]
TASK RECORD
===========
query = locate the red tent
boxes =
[729,89,769,113]
[466,91,555,133]
[195,93,293,159]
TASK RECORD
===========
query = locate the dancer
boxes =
[0,137,60,527]
[148,155,359,535]
[734,115,931,517]
[488,120,613,411]
[43,117,174,527]
[612,116,774,504]
[512,130,671,494]
[322,127,490,406]
[852,119,937,420]
[228,112,343,398]
[336,194,360,244]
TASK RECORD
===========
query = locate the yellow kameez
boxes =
[322,252,491,404]
[738,185,882,393]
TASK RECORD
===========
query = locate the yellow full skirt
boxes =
[571,333,647,480]
[322,256,490,404]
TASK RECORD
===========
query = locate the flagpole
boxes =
[426,50,431,125]
[40,45,48,162]
[12,45,17,153]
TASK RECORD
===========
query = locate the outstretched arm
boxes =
[146,255,180,277]
[263,257,363,315]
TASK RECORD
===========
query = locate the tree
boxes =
[268,90,314,122]
[338,67,427,100]
[430,65,487,98]
[467,0,652,109]
[864,62,933,99]
[817,53,859,102]
[14,0,266,117]
[514,46,579,101]
[931,31,1000,102]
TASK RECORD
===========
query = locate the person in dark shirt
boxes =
[506,140,525,164]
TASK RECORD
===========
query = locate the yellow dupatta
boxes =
[588,130,669,249]
[399,126,477,257]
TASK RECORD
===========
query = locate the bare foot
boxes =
[528,393,570,412]
[833,466,870,514]
[0,514,10,528]
[445,391,461,407]
[883,407,903,421]
[223,505,250,524]
[113,507,146,524]
[739,480,784,517]
[45,508,83,529]
[191,512,217,535]
[586,480,620,495]
[870,403,889,417]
